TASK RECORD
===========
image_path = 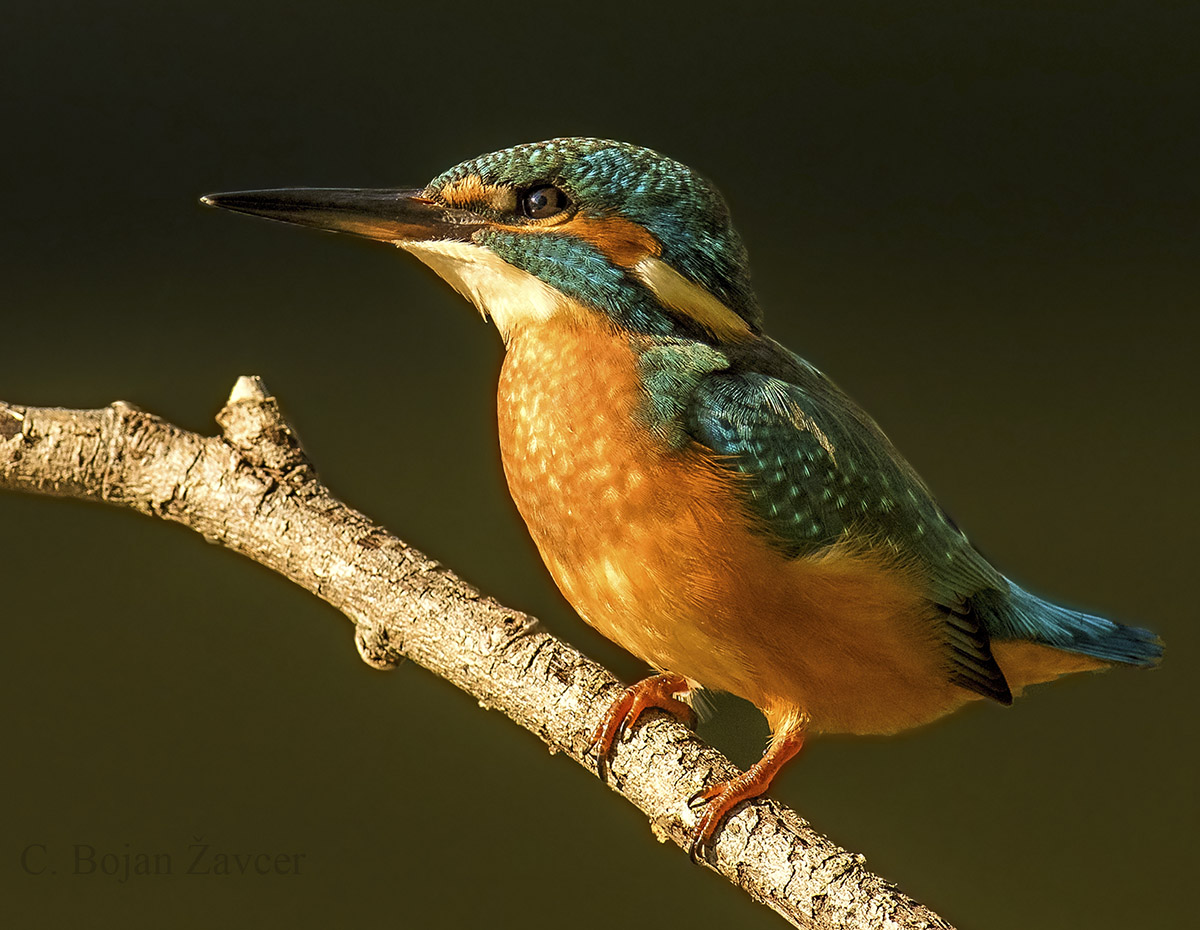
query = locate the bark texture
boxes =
[0,378,956,930]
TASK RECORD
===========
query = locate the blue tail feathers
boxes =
[978,584,1163,668]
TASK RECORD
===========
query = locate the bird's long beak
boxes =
[200,188,482,243]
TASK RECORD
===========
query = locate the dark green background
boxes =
[3,3,1195,928]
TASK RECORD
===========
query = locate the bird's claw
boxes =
[589,673,693,782]
[682,727,807,864]
[685,781,731,863]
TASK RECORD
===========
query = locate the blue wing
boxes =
[675,342,1016,701]
[664,334,1160,690]
[684,345,997,594]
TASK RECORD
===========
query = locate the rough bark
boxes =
[0,377,956,930]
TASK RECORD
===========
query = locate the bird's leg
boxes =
[687,716,807,862]
[589,673,695,780]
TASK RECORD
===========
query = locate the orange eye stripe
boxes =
[437,175,517,213]
[486,213,661,268]
[439,176,660,268]
[557,214,661,267]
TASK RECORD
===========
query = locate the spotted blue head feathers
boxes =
[426,138,761,332]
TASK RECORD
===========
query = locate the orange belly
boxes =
[497,311,978,735]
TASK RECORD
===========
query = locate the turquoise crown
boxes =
[428,138,761,337]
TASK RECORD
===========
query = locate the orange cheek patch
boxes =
[558,214,661,268]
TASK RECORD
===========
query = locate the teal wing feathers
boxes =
[642,335,1015,702]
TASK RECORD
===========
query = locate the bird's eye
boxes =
[520,185,570,219]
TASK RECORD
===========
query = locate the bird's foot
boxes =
[589,673,694,781]
[686,728,805,863]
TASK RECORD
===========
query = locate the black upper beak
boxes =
[200,188,482,243]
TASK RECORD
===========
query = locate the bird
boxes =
[202,138,1163,859]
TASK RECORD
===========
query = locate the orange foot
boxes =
[590,673,695,780]
[687,727,805,863]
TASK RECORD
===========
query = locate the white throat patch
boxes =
[397,239,570,340]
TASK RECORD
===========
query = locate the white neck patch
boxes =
[630,256,751,341]
[397,239,570,340]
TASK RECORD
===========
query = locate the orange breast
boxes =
[497,311,979,736]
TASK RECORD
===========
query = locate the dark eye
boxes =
[520,185,570,219]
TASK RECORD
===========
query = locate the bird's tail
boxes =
[984,584,1163,668]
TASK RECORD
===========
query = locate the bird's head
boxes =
[203,138,760,343]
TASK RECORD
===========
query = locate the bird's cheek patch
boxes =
[557,214,662,268]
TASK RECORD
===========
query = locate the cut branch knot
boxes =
[215,375,313,476]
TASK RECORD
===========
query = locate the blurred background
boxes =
[2,2,1195,928]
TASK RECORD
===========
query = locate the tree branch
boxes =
[0,377,955,930]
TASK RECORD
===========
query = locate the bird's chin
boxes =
[398,239,574,339]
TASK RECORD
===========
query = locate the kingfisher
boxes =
[202,138,1163,857]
